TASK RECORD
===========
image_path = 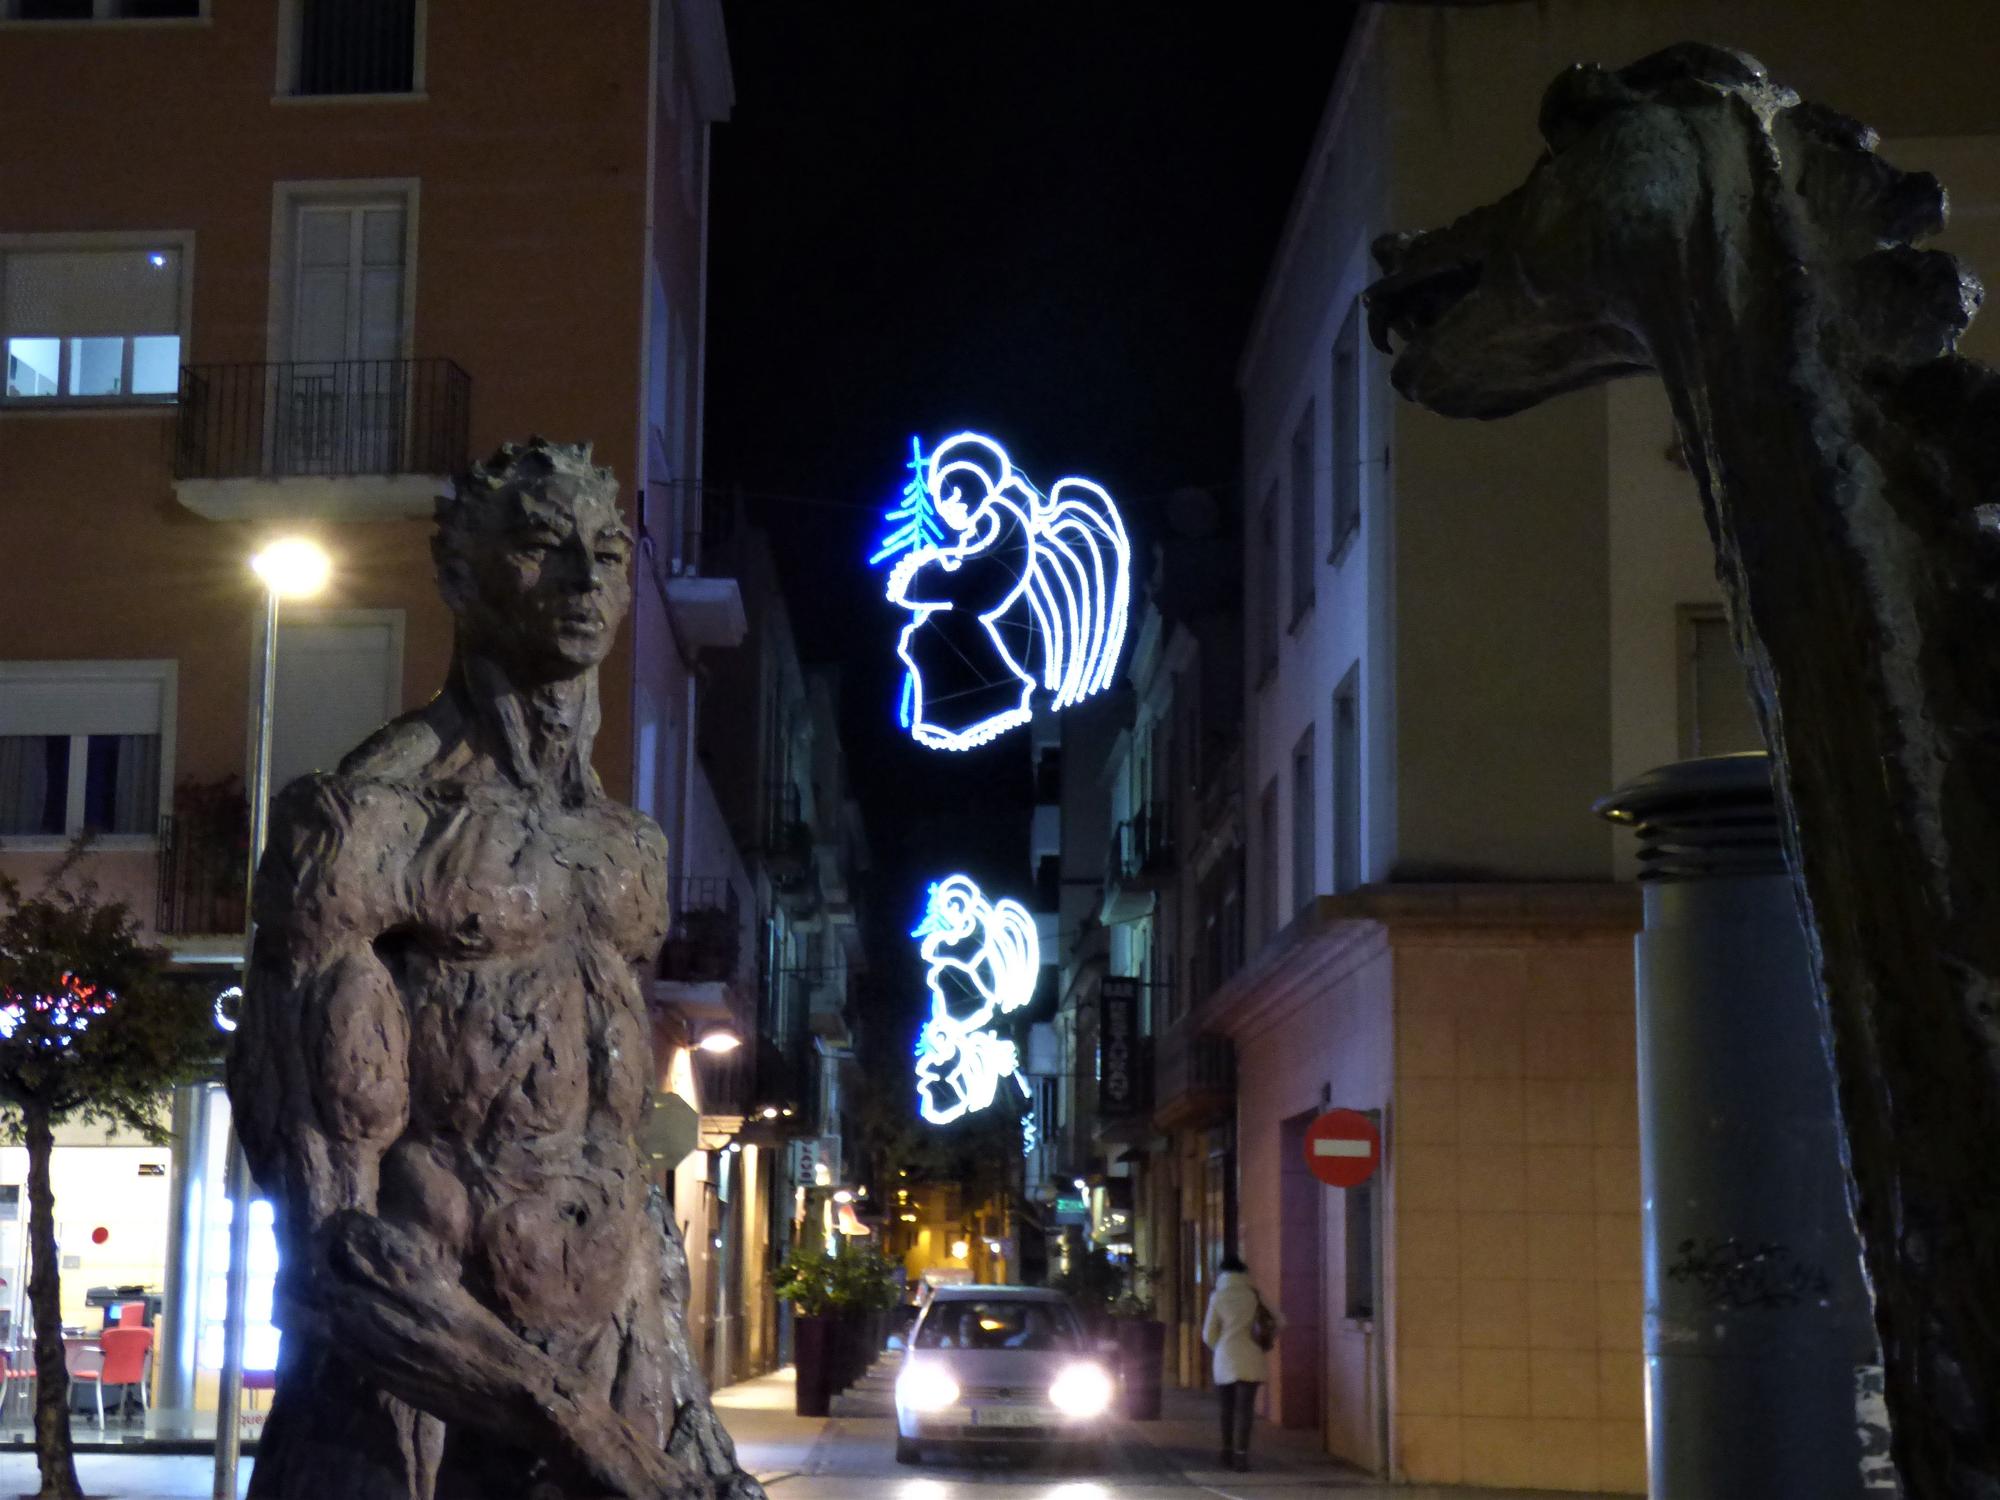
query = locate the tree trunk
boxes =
[24,1105,82,1500]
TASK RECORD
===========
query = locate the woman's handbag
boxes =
[1250,1297,1278,1351]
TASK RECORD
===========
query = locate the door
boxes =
[269,613,402,792]
[284,202,406,473]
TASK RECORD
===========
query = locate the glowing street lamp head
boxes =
[871,432,1130,751]
[694,1029,742,1054]
[251,537,332,600]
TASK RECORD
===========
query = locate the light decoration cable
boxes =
[872,433,1131,750]
[909,875,1041,1124]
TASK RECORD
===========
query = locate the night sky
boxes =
[703,5,1355,1067]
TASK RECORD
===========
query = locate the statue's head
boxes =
[1364,44,1965,418]
[434,438,634,685]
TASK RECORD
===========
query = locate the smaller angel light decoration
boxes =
[872,433,1131,751]
[909,875,1041,1125]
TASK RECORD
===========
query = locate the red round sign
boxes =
[1304,1108,1381,1188]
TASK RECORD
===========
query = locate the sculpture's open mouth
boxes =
[1364,257,1482,357]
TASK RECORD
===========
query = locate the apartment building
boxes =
[0,0,749,1427]
[694,513,871,1381]
[1215,2,2000,1491]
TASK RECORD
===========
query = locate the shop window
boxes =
[1,243,185,402]
[0,664,173,842]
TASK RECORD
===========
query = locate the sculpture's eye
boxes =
[595,550,626,568]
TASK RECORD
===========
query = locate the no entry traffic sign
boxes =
[1304,1108,1381,1188]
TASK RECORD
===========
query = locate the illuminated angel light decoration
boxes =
[909,875,1041,1125]
[872,433,1131,751]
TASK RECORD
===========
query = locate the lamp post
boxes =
[213,537,329,1500]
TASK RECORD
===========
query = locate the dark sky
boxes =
[704,5,1354,1063]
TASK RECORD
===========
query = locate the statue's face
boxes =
[1363,73,1702,419]
[441,478,633,683]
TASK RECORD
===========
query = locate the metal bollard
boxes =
[1597,754,1891,1499]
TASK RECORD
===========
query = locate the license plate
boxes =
[970,1406,1041,1427]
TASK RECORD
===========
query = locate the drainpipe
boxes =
[1597,753,1892,1498]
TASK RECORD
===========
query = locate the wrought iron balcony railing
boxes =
[1108,801,1175,887]
[174,358,470,481]
[658,875,742,985]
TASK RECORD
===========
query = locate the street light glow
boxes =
[694,1030,742,1054]
[250,537,332,599]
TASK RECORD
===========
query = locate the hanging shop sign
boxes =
[1097,976,1143,1116]
[871,432,1131,751]
[909,875,1042,1125]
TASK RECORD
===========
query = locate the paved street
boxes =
[0,1363,1627,1500]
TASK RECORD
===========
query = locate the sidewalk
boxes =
[713,1364,827,1482]
[1131,1381,1635,1498]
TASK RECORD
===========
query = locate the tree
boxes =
[0,855,219,1500]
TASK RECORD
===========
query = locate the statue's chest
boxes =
[400,794,667,961]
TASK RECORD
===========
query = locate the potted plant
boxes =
[1108,1272,1166,1421]
[773,1247,840,1416]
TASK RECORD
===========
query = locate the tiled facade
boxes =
[1391,934,1644,1493]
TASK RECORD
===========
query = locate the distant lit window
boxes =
[2,0,200,19]
[1330,301,1362,559]
[1679,606,1763,758]
[286,0,418,96]
[1,243,185,402]
[0,664,173,841]
[1289,404,1315,624]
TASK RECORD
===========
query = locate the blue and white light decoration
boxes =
[872,433,1132,751]
[909,874,1041,1125]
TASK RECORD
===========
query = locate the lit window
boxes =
[1,244,184,402]
[0,664,172,840]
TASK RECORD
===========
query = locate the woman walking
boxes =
[1202,1254,1280,1471]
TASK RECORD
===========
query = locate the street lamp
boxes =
[215,537,330,1499]
[694,1029,743,1054]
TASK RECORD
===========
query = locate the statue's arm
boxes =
[233,779,694,1499]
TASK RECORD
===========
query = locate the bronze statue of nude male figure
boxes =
[228,439,762,1500]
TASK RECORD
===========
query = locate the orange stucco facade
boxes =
[0,1,719,929]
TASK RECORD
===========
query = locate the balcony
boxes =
[653,875,745,1025]
[1153,1024,1236,1133]
[763,783,819,913]
[154,780,248,939]
[172,358,470,521]
[647,480,744,649]
[1101,801,1174,923]
[805,971,850,1045]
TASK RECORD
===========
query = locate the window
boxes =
[1259,778,1279,941]
[1329,302,1362,559]
[2,243,185,402]
[1256,488,1278,681]
[1344,1173,1377,1319]
[0,664,173,843]
[1289,404,1315,624]
[3,0,199,19]
[1291,727,1315,915]
[1679,606,1762,757]
[286,0,418,96]
[1332,665,1360,893]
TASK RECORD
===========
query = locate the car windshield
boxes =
[915,1299,1082,1352]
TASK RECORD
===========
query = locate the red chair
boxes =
[72,1327,151,1427]
[0,1349,29,1425]
[114,1302,146,1329]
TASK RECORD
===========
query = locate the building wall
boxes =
[1223,922,1393,1470]
[1390,927,1643,1493]
[0,0,659,894]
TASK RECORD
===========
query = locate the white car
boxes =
[892,1285,1116,1465]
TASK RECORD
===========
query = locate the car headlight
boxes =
[1048,1362,1115,1418]
[896,1363,961,1413]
